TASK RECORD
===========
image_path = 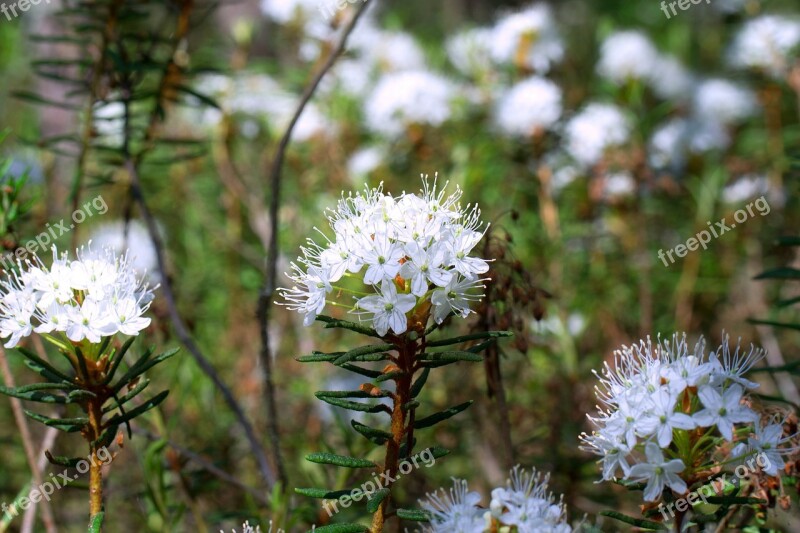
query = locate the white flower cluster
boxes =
[0,246,154,348]
[419,466,571,533]
[278,180,489,336]
[580,334,798,502]
[729,15,800,78]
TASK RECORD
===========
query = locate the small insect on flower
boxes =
[0,245,156,349]
[277,177,490,337]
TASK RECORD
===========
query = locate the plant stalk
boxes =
[371,338,415,533]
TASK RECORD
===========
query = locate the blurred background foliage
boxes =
[0,0,799,531]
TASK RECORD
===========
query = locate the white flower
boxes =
[495,76,563,137]
[580,432,632,480]
[722,175,770,204]
[279,180,489,335]
[88,220,159,283]
[648,55,694,101]
[431,276,486,324]
[347,146,385,179]
[66,300,108,343]
[564,103,630,168]
[597,31,659,84]
[490,466,571,532]
[355,280,416,336]
[259,0,318,24]
[490,4,564,73]
[364,70,456,138]
[349,26,427,74]
[729,15,800,78]
[692,79,757,125]
[447,28,494,78]
[738,420,800,476]
[0,246,155,347]
[601,172,636,200]
[400,242,452,297]
[636,389,696,447]
[706,336,766,389]
[361,234,404,285]
[693,384,758,441]
[419,478,485,533]
[627,442,687,502]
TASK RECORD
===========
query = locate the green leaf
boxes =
[305,453,377,469]
[703,496,766,505]
[44,451,82,468]
[316,315,382,338]
[88,512,104,533]
[102,336,137,385]
[366,488,391,513]
[747,318,800,333]
[104,379,150,413]
[113,348,178,394]
[410,368,430,398]
[415,401,473,429]
[419,351,483,363]
[334,344,394,366]
[315,395,388,414]
[0,384,70,404]
[16,347,73,383]
[426,331,513,347]
[306,524,367,533]
[105,390,169,427]
[395,508,431,522]
[402,400,420,412]
[295,487,355,499]
[316,390,388,399]
[24,410,88,432]
[754,267,800,280]
[350,420,392,444]
[776,236,800,247]
[599,511,667,530]
[376,370,405,382]
[12,91,83,110]
[340,364,381,379]
[413,446,450,460]
[296,352,342,363]
[173,84,221,109]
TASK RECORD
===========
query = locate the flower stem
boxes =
[371,338,415,533]
[87,396,105,525]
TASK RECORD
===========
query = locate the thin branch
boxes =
[125,158,277,489]
[257,0,374,490]
[0,346,58,533]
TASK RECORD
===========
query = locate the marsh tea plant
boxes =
[0,246,175,531]
[279,179,512,532]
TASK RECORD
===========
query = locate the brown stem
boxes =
[87,397,105,521]
[371,339,415,533]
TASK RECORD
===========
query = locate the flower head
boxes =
[278,179,489,336]
[0,246,155,348]
[583,333,770,504]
